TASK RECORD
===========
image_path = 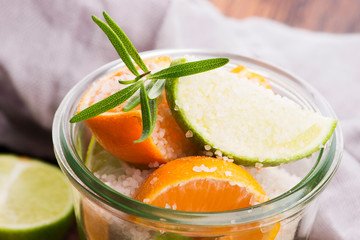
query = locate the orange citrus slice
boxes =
[133,156,279,239]
[78,56,198,165]
[133,156,268,211]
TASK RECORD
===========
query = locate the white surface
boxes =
[0,0,359,239]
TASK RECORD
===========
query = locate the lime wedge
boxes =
[0,155,73,240]
[165,65,337,167]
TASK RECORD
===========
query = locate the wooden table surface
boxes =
[64,1,357,239]
[210,0,360,33]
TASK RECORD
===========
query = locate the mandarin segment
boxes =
[78,56,198,165]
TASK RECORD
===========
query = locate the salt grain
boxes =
[150,177,158,184]
[185,130,193,138]
[193,164,217,173]
[204,151,214,157]
[148,161,160,168]
[214,150,222,157]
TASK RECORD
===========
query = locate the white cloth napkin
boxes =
[0,0,359,239]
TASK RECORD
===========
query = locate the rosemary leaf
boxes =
[103,11,149,73]
[70,80,142,123]
[134,82,152,143]
[147,79,165,99]
[122,80,156,112]
[92,15,139,76]
[149,98,157,132]
[147,58,229,80]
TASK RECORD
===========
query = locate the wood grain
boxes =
[210,0,360,33]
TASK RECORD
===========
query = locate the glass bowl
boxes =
[52,49,343,240]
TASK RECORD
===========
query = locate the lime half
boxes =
[165,64,337,167]
[0,155,73,240]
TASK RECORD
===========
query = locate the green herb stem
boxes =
[119,71,151,85]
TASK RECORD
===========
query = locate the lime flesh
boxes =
[165,64,337,167]
[0,155,73,240]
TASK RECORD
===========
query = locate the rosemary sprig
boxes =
[70,12,229,143]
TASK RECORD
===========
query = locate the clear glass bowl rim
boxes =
[52,49,343,227]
